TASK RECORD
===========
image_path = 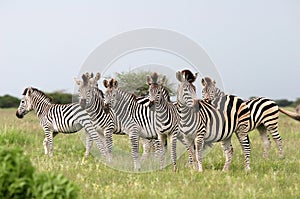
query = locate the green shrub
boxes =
[33,173,79,199]
[0,147,34,198]
[0,147,78,199]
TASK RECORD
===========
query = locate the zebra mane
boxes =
[23,87,53,102]
[181,69,196,83]
[202,77,215,86]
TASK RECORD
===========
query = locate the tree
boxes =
[0,95,20,108]
[274,99,294,107]
[113,70,176,96]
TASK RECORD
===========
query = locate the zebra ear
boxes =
[213,80,216,85]
[113,80,118,88]
[201,78,206,86]
[26,87,33,96]
[161,75,166,85]
[176,71,182,82]
[194,72,198,81]
[103,80,109,88]
[95,73,101,81]
[146,75,151,85]
[74,77,82,86]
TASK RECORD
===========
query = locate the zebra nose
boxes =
[192,99,200,112]
[80,99,87,109]
[16,110,24,119]
[103,103,110,114]
[148,100,155,111]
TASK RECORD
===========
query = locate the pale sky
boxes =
[1,1,299,100]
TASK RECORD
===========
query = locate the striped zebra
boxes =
[146,72,180,171]
[16,87,106,158]
[103,78,158,171]
[75,72,159,162]
[176,70,251,172]
[201,76,300,158]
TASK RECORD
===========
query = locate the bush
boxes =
[0,147,78,199]
[33,173,79,199]
[0,147,34,198]
[0,95,20,108]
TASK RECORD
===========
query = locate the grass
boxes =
[1,108,300,198]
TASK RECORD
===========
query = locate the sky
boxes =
[0,0,299,100]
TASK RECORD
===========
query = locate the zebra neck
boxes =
[113,90,137,115]
[32,96,51,118]
[86,91,105,113]
[176,101,192,115]
[155,96,169,112]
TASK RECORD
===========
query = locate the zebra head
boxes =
[16,87,34,118]
[103,78,119,110]
[146,72,166,109]
[201,77,216,100]
[176,70,199,110]
[75,72,101,109]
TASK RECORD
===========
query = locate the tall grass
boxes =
[1,108,299,198]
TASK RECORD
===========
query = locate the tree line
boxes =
[1,71,300,108]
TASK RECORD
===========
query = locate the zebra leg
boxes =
[236,133,251,171]
[153,138,161,159]
[184,137,196,169]
[84,130,93,158]
[221,139,234,172]
[140,138,151,162]
[104,128,113,162]
[158,133,167,170]
[43,137,48,155]
[257,125,271,158]
[194,133,205,172]
[267,123,283,159]
[170,130,178,172]
[129,132,140,171]
[44,129,54,158]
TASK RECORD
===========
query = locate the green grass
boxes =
[1,108,300,198]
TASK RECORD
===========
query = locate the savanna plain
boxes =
[0,108,299,199]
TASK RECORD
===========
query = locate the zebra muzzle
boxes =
[192,99,200,112]
[80,99,87,109]
[16,110,24,119]
[148,101,155,111]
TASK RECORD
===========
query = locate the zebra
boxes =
[146,72,181,171]
[201,77,225,100]
[176,70,251,172]
[103,78,158,171]
[16,87,106,159]
[75,72,159,162]
[201,76,300,158]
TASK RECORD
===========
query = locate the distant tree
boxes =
[0,95,20,108]
[46,92,73,104]
[274,99,294,107]
[113,71,176,96]
[293,98,300,106]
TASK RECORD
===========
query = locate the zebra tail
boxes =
[279,108,300,121]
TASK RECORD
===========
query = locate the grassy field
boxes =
[1,108,300,198]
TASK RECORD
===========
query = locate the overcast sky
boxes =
[1,1,299,100]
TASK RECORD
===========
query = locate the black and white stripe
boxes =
[103,78,158,171]
[176,70,251,172]
[76,72,159,162]
[201,76,300,158]
[147,72,181,171]
[16,87,106,158]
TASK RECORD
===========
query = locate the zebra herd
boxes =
[16,69,300,172]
